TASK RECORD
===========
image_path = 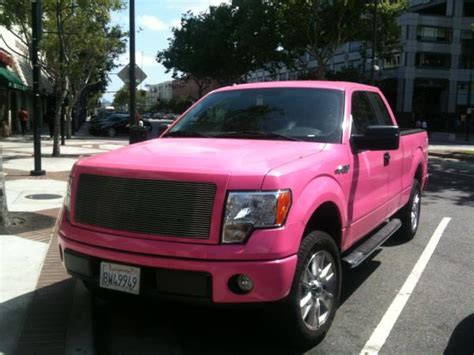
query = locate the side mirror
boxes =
[351,125,400,151]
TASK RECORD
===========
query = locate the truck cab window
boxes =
[351,92,378,134]
[367,92,394,126]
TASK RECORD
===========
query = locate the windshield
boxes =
[165,88,344,143]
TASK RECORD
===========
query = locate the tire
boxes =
[396,179,421,241]
[106,127,117,137]
[280,231,341,350]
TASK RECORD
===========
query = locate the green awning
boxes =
[0,67,28,91]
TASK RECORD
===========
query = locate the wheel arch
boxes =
[303,202,343,251]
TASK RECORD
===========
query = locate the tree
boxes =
[270,0,406,79]
[113,85,147,112]
[1,0,126,156]
[157,1,283,91]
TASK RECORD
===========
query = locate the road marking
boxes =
[360,217,451,355]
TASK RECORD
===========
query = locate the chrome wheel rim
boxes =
[300,250,336,330]
[411,190,421,232]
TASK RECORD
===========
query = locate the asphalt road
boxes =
[90,154,474,355]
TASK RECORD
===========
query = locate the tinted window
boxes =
[351,92,378,134]
[367,93,394,126]
[168,88,344,143]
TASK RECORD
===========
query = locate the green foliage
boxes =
[365,0,407,61]
[113,85,148,112]
[157,0,405,82]
[270,0,406,79]
[157,1,283,87]
[1,0,126,154]
[152,98,193,114]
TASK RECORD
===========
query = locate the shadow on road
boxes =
[426,158,474,207]
[340,253,381,306]
[0,279,75,355]
[94,296,303,355]
[92,253,382,355]
[444,314,474,355]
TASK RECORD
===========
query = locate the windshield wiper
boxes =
[163,131,212,138]
[215,131,303,141]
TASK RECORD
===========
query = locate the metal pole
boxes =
[466,70,472,142]
[370,0,378,85]
[128,0,137,144]
[31,0,45,176]
[61,102,65,145]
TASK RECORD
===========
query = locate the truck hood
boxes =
[76,138,325,186]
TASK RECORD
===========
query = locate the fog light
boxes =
[237,274,254,292]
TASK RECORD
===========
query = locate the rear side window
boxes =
[351,91,394,134]
[351,92,378,134]
[367,92,394,126]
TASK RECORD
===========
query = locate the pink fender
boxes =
[400,145,427,207]
[288,175,347,251]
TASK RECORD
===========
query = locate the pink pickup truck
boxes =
[59,81,428,347]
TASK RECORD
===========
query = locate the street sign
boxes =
[117,64,147,86]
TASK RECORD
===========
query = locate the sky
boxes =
[103,0,229,103]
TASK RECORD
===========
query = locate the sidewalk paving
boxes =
[1,132,127,355]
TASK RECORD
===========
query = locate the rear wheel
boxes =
[280,231,341,349]
[397,179,421,241]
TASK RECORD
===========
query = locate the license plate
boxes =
[99,262,141,295]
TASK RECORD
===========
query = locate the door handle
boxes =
[384,152,391,166]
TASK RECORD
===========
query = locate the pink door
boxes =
[346,91,390,243]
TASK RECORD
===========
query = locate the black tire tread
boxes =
[280,230,341,350]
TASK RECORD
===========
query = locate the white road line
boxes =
[360,217,451,355]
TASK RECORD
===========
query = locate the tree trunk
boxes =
[316,64,326,80]
[66,105,73,139]
[52,81,67,156]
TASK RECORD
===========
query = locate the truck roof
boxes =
[214,80,377,93]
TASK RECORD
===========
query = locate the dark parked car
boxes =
[89,114,152,137]
[156,119,175,136]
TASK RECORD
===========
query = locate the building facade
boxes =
[0,26,52,136]
[248,0,474,131]
[146,81,173,107]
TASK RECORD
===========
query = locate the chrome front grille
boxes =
[74,174,216,239]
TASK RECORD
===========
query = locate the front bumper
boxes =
[58,233,297,303]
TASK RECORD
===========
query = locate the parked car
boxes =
[59,81,428,349]
[89,114,152,137]
[156,119,175,136]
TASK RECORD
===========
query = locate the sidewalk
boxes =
[0,133,127,354]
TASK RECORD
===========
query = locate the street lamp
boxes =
[30,0,45,176]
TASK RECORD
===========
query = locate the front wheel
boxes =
[280,231,341,349]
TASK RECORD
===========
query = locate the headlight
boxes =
[222,190,292,244]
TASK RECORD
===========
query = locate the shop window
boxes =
[384,54,401,69]
[459,55,474,69]
[417,26,452,43]
[416,52,451,68]
[457,82,474,106]
[464,0,474,17]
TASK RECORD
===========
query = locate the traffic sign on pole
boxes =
[118,64,147,86]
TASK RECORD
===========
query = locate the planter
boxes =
[129,126,148,144]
